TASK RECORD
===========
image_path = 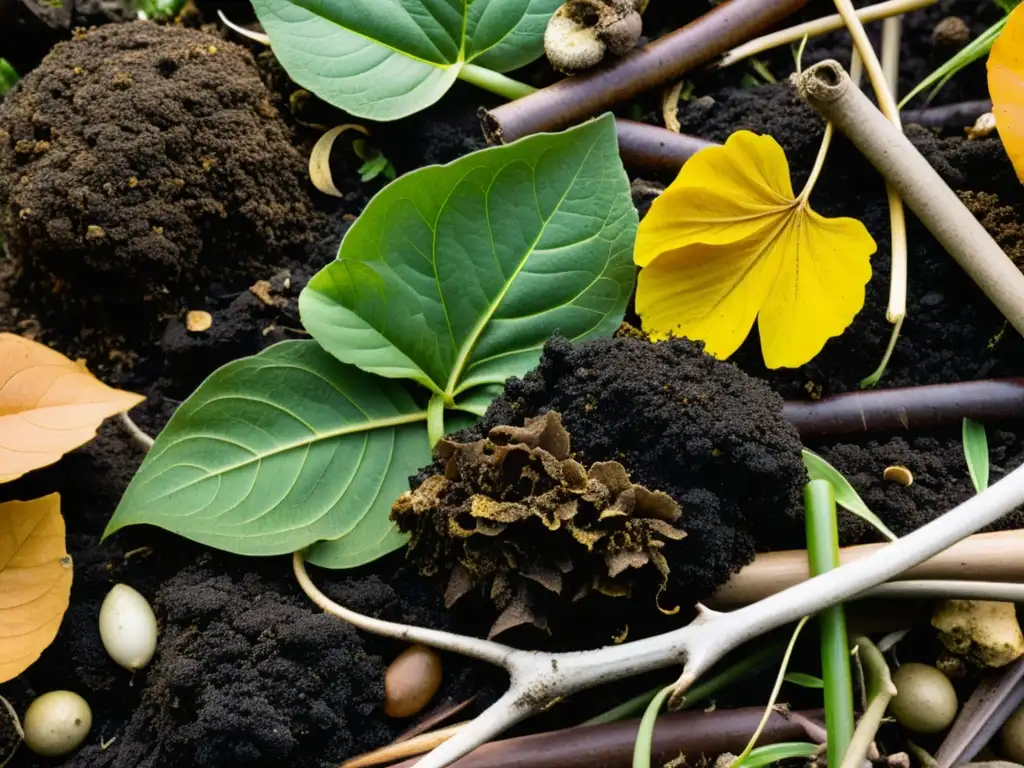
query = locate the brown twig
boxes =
[386,707,824,768]
[396,697,478,744]
[480,0,810,145]
[614,119,715,171]
[783,378,1024,439]
[711,530,1024,607]
[341,723,468,768]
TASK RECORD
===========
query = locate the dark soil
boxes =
[0,22,322,333]
[0,0,1022,766]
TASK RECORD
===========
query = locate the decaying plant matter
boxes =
[544,0,648,74]
[392,411,685,638]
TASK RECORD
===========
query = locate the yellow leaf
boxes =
[0,493,72,682]
[0,334,144,483]
[989,5,1024,181]
[634,131,875,369]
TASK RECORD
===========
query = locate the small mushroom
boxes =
[23,691,92,757]
[384,644,442,718]
[544,0,647,75]
[889,662,958,733]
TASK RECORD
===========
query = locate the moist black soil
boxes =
[1,0,1023,766]
[0,22,322,336]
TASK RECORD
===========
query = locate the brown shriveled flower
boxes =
[391,411,685,639]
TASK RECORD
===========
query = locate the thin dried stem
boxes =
[119,412,154,451]
[716,0,935,70]
[295,461,1024,768]
[341,723,468,768]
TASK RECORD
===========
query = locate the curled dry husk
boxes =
[391,411,685,638]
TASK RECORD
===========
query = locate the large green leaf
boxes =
[300,113,637,401]
[250,0,561,120]
[104,341,430,562]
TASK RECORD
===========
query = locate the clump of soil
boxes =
[0,21,321,326]
[394,411,686,640]
[449,334,808,619]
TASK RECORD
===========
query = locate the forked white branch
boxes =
[295,461,1024,768]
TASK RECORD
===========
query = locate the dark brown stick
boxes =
[783,378,1024,439]
[614,119,716,171]
[388,707,824,768]
[480,0,810,145]
[902,100,992,129]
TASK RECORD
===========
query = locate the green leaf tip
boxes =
[801,449,898,542]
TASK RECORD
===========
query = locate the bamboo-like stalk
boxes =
[480,0,810,145]
[711,530,1024,607]
[782,378,1024,438]
[716,0,935,70]
[797,60,1024,338]
[386,708,823,768]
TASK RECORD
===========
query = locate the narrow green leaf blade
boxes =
[735,742,818,768]
[963,417,990,493]
[251,0,560,120]
[301,113,637,396]
[801,450,898,542]
[785,672,824,689]
[105,341,429,559]
[632,685,674,768]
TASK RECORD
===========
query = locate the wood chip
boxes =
[249,279,285,308]
[662,81,683,133]
[310,124,370,197]
[883,465,913,486]
[185,310,212,333]
[966,112,997,140]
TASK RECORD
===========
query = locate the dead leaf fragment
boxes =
[185,310,212,333]
[989,6,1024,180]
[0,494,73,682]
[0,333,144,482]
[309,124,370,198]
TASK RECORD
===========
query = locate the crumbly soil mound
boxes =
[0,21,319,321]
[450,334,807,618]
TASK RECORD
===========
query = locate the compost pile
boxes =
[0,22,319,323]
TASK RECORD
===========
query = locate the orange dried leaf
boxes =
[633,131,875,369]
[989,6,1024,181]
[0,493,72,682]
[0,333,144,482]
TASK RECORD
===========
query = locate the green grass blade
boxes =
[805,479,855,768]
[736,742,819,768]
[963,417,990,493]
[631,685,674,768]
[801,450,898,541]
[785,672,824,689]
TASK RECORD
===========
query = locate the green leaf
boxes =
[734,742,818,768]
[963,417,990,493]
[251,0,561,120]
[0,59,18,97]
[801,450,898,542]
[300,114,637,401]
[631,685,674,768]
[784,672,824,689]
[104,341,430,562]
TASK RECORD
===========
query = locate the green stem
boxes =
[427,393,446,448]
[804,480,855,768]
[859,314,904,388]
[632,685,674,768]
[839,637,897,768]
[458,63,538,101]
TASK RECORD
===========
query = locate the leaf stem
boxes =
[805,479,855,768]
[858,314,904,388]
[833,0,908,327]
[632,685,674,768]
[427,393,446,448]
[838,637,896,768]
[796,122,833,204]
[729,617,811,768]
[458,64,537,100]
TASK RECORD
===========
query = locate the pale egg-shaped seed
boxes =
[384,644,442,718]
[889,662,958,733]
[99,583,158,670]
[23,690,92,757]
[1000,701,1024,762]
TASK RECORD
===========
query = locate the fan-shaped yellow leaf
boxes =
[0,493,72,682]
[0,333,144,483]
[989,4,1024,181]
[634,131,876,369]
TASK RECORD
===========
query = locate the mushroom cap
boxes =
[599,11,642,56]
[544,11,607,75]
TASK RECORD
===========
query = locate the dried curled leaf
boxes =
[0,493,73,682]
[989,5,1024,181]
[392,411,685,638]
[633,131,875,369]
[0,333,144,482]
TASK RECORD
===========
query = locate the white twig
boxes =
[295,461,1024,768]
[119,412,154,452]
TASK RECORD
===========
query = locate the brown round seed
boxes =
[883,465,914,486]
[384,644,442,718]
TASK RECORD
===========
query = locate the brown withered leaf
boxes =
[392,411,686,638]
[0,333,144,483]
